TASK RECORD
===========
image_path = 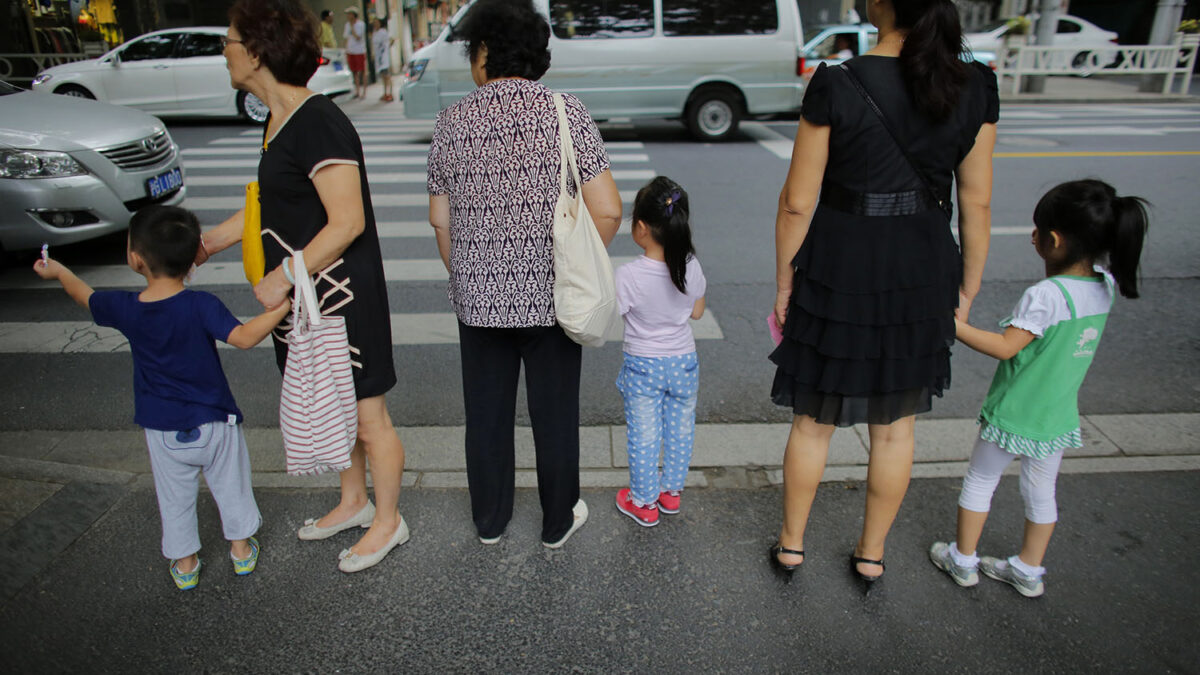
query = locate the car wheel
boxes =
[1071,51,1097,77]
[55,84,95,99]
[238,91,269,124]
[685,88,742,142]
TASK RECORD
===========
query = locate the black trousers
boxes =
[457,321,582,543]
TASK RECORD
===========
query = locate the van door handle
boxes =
[153,65,169,69]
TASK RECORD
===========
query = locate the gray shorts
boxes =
[145,419,261,560]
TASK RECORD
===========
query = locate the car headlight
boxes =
[0,149,88,178]
[406,59,428,82]
[32,73,52,86]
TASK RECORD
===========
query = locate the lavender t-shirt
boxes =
[615,255,706,357]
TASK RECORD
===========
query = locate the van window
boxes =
[662,0,778,37]
[549,0,655,39]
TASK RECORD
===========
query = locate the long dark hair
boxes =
[895,0,969,120]
[632,177,695,294]
[1033,179,1150,299]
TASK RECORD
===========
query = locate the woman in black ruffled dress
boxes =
[769,0,998,583]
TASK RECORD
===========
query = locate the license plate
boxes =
[333,62,344,71]
[146,167,183,199]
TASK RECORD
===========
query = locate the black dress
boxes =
[770,57,999,426]
[257,94,396,400]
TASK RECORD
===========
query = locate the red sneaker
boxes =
[615,488,659,527]
[657,490,681,514]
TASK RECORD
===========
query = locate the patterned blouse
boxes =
[427,79,610,328]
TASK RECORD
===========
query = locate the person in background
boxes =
[372,16,394,102]
[320,9,337,49]
[343,6,367,99]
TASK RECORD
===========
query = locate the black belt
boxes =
[819,182,951,217]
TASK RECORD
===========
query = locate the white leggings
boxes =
[957,434,1065,525]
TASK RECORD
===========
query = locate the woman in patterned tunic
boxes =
[427,0,622,548]
[197,0,408,573]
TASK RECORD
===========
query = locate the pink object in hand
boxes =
[768,312,783,346]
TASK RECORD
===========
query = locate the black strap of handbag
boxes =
[837,63,952,222]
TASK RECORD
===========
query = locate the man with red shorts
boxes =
[343,6,367,99]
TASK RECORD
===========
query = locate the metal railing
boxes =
[994,34,1199,96]
[0,52,91,86]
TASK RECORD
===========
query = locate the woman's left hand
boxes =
[254,266,292,310]
[956,289,973,322]
[774,288,791,329]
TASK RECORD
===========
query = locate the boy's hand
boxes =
[32,256,67,280]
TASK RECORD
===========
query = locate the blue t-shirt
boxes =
[89,289,243,431]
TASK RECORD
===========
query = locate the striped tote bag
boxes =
[279,250,357,475]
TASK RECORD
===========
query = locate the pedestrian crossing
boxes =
[0,108,727,354]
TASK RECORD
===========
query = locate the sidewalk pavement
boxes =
[995,73,1199,103]
[2,413,1197,564]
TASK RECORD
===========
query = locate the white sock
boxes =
[950,542,979,568]
[1008,554,1045,578]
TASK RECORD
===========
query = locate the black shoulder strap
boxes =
[838,63,952,222]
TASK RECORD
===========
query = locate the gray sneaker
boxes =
[979,556,1045,598]
[929,541,979,587]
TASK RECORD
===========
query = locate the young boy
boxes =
[33,205,290,590]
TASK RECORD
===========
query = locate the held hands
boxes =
[254,265,293,310]
[955,289,973,323]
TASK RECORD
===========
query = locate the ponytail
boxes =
[631,176,695,295]
[895,0,969,120]
[1107,195,1150,298]
[1032,179,1150,299]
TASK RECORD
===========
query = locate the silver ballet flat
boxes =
[296,501,375,541]
[337,517,410,573]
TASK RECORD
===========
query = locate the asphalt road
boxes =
[1,102,1197,430]
[2,472,1196,672]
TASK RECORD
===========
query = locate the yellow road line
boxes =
[995,151,1200,158]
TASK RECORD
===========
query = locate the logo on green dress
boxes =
[1074,326,1100,357]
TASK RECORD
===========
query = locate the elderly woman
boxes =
[196,0,408,573]
[769,0,998,585]
[427,0,622,549]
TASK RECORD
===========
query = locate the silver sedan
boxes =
[0,81,186,254]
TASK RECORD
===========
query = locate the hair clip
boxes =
[664,190,682,217]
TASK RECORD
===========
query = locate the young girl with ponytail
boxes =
[614,177,706,527]
[930,179,1150,598]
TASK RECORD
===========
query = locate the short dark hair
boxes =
[229,0,321,87]
[129,206,200,279]
[321,9,332,19]
[456,0,551,81]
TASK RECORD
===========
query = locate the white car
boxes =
[965,14,1119,69]
[31,27,352,123]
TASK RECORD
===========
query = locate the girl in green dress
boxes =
[929,179,1150,598]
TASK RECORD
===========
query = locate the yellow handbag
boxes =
[242,180,264,285]
[242,133,268,285]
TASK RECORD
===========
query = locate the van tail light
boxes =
[796,56,805,77]
[318,56,331,66]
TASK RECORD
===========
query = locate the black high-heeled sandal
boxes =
[850,555,885,583]
[769,544,805,581]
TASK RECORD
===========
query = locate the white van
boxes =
[401,0,805,141]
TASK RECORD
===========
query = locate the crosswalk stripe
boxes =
[182,152,651,169]
[0,257,641,289]
[0,311,723,352]
[181,190,641,211]
[184,168,657,187]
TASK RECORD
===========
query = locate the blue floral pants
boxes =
[616,352,699,506]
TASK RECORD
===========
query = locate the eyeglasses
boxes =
[221,37,244,48]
